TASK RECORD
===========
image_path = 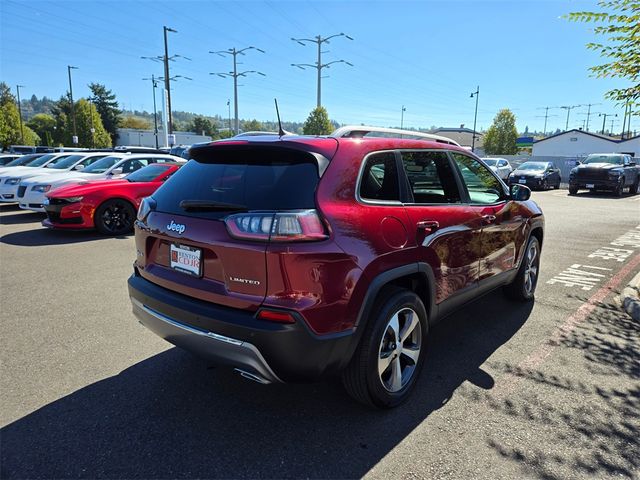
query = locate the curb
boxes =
[619,271,640,321]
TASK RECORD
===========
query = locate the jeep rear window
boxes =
[153,148,320,218]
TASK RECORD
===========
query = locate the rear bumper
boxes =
[128,270,355,382]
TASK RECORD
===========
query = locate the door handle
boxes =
[416,220,439,233]
[481,215,497,225]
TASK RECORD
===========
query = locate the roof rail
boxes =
[330,125,461,146]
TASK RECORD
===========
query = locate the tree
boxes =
[302,107,333,135]
[191,116,214,136]
[89,83,121,144]
[0,82,39,148]
[483,109,518,155]
[242,119,263,132]
[566,1,640,110]
[27,113,56,146]
[120,116,151,129]
[50,96,110,147]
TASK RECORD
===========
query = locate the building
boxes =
[116,128,212,149]
[533,129,639,158]
[432,127,484,155]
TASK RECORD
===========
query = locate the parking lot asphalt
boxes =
[1,189,639,480]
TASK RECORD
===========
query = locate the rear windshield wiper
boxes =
[179,200,248,212]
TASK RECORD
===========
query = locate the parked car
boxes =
[569,153,639,196]
[128,126,544,408]
[481,157,513,180]
[0,154,22,166]
[507,161,561,190]
[0,153,45,169]
[7,145,36,154]
[0,153,80,203]
[43,162,183,235]
[18,153,184,212]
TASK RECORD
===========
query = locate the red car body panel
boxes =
[43,165,181,230]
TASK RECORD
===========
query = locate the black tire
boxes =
[542,179,549,190]
[554,179,560,189]
[614,178,624,197]
[569,186,578,195]
[630,178,639,195]
[94,199,136,236]
[504,235,541,302]
[342,288,428,409]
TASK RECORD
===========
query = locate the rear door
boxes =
[399,150,484,304]
[139,147,322,311]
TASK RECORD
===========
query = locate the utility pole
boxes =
[67,65,79,144]
[536,106,558,136]
[400,105,406,130]
[15,85,25,143]
[621,101,631,139]
[582,103,600,131]
[142,75,160,149]
[560,105,582,131]
[227,99,231,133]
[291,33,353,108]
[470,86,479,153]
[89,97,95,148]
[599,113,617,134]
[210,46,266,135]
[141,27,191,137]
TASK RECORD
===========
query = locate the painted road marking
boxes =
[588,246,634,263]
[547,264,612,291]
[493,252,640,399]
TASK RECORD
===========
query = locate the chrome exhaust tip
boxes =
[234,368,271,384]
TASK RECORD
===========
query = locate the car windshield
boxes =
[482,159,497,166]
[82,156,121,174]
[5,154,40,167]
[518,162,547,171]
[24,153,58,167]
[47,154,86,170]
[126,164,172,182]
[584,154,623,165]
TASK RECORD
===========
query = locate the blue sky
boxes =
[0,0,633,133]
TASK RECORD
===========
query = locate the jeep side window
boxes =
[401,151,461,204]
[450,152,506,204]
[359,152,400,201]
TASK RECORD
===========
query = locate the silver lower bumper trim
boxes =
[131,298,282,383]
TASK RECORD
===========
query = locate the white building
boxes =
[533,129,639,158]
[116,128,212,149]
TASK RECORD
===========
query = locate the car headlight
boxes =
[61,196,83,203]
[31,185,51,193]
[570,167,578,174]
[5,178,20,185]
[609,168,623,176]
[534,174,544,179]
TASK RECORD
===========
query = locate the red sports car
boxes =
[43,163,182,235]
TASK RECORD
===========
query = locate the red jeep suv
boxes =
[128,126,544,408]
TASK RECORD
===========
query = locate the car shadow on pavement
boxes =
[0,211,46,225]
[571,191,636,199]
[1,291,532,479]
[0,228,131,246]
[481,296,639,479]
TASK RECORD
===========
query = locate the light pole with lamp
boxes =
[67,65,79,144]
[470,86,479,153]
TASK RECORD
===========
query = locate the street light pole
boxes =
[142,75,160,149]
[67,65,79,144]
[400,105,406,130]
[210,46,265,135]
[599,113,617,134]
[163,26,176,135]
[227,99,231,133]
[291,33,354,108]
[560,105,582,131]
[16,85,25,144]
[470,86,479,153]
[89,97,95,148]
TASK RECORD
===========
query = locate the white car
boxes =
[0,153,83,202]
[18,153,184,212]
[481,157,513,180]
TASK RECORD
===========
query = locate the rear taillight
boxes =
[137,196,156,222]
[225,209,328,242]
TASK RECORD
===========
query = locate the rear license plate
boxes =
[586,183,595,189]
[170,243,202,277]
[518,179,527,184]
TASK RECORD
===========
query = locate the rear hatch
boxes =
[138,140,336,311]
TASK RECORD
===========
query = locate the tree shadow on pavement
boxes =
[482,298,639,479]
[1,291,532,479]
[0,228,131,246]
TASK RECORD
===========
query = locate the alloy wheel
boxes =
[377,307,422,392]
[101,201,133,234]
[523,241,539,296]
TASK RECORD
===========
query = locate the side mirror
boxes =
[74,164,84,171]
[510,184,531,201]
[630,161,637,166]
[110,167,123,176]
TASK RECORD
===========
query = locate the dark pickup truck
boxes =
[569,153,640,196]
